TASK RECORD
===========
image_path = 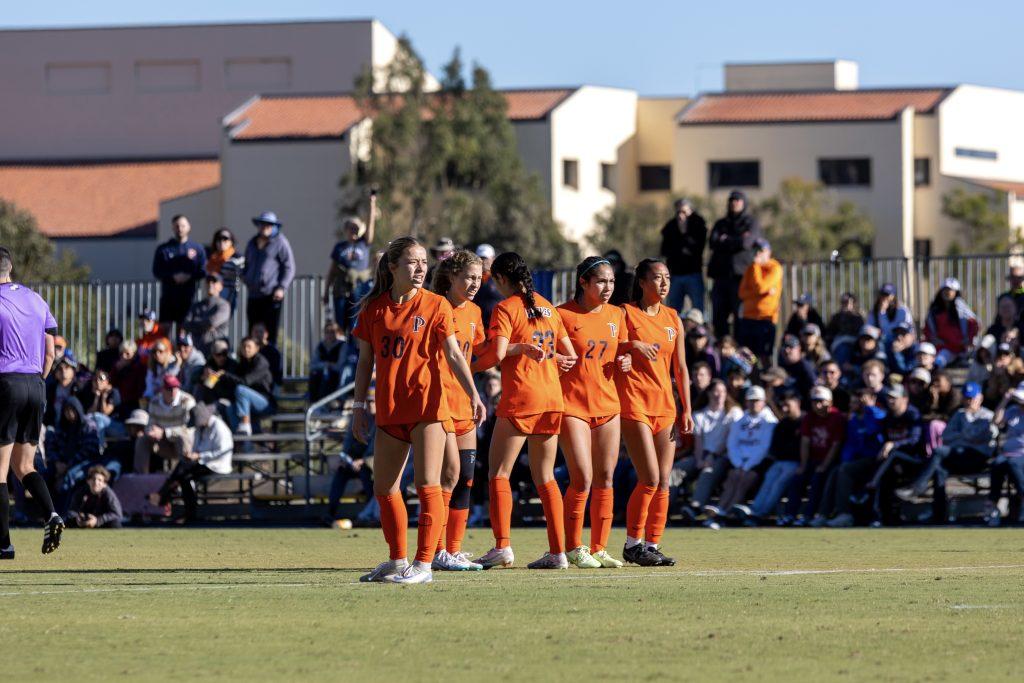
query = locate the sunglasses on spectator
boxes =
[217,235,232,242]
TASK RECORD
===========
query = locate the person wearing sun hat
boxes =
[923,277,978,368]
[242,211,296,346]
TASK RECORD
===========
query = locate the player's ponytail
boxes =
[573,256,611,302]
[359,236,422,313]
[492,251,540,319]
[631,258,666,304]
[432,249,482,297]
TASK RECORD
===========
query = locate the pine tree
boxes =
[0,200,89,282]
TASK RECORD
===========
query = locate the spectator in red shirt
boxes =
[923,278,979,368]
[781,385,846,524]
[135,309,171,362]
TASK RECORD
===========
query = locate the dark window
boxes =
[914,239,932,261]
[955,147,998,161]
[638,165,671,191]
[600,163,615,191]
[818,158,872,186]
[914,158,930,187]
[708,160,760,189]
[563,159,579,190]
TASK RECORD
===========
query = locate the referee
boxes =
[0,247,64,559]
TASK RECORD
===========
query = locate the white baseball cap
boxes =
[916,342,937,356]
[810,386,833,402]
[475,244,496,259]
[745,385,766,402]
[910,367,932,384]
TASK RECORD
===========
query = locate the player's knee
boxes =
[11,458,34,480]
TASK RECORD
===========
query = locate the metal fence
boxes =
[34,253,1016,379]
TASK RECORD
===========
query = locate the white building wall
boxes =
[938,85,1024,183]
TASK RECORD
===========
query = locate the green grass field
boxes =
[1,527,1022,682]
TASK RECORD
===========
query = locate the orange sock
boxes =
[538,479,565,554]
[415,485,443,565]
[563,484,589,550]
[645,488,669,545]
[446,507,470,554]
[376,493,408,560]
[626,483,657,540]
[589,486,614,552]
[436,489,453,554]
[489,477,513,549]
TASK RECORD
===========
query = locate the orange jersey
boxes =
[442,300,485,421]
[353,288,456,426]
[557,301,625,418]
[489,293,567,417]
[615,303,681,418]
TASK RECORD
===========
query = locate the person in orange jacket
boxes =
[737,238,783,366]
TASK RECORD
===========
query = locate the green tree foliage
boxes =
[942,188,1012,255]
[341,40,574,267]
[756,178,874,261]
[0,200,88,282]
[588,203,665,266]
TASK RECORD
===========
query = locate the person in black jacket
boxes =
[152,214,207,328]
[67,465,123,529]
[201,338,275,435]
[708,190,760,339]
[660,198,707,314]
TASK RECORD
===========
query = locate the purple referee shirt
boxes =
[0,283,57,375]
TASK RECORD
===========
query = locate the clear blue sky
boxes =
[6,0,1022,95]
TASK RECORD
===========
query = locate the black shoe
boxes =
[42,514,64,555]
[646,545,676,566]
[622,543,662,567]
[0,544,14,560]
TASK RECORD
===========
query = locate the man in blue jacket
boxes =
[242,211,296,347]
[153,215,207,328]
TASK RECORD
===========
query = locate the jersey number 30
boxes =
[380,335,407,358]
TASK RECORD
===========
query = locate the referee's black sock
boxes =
[20,472,56,518]
[0,483,11,547]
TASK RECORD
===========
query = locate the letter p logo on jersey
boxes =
[412,316,426,333]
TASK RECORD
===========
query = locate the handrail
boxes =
[301,381,354,506]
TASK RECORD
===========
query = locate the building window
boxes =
[914,239,932,261]
[638,165,671,191]
[600,163,615,191]
[914,158,931,187]
[563,159,579,190]
[955,147,998,161]
[818,158,872,187]
[708,161,760,189]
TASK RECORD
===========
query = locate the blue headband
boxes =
[580,259,611,277]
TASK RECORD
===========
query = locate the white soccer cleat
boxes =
[526,552,569,570]
[359,558,408,583]
[592,549,624,568]
[432,550,482,571]
[477,546,515,569]
[383,563,433,585]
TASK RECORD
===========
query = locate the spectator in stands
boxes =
[915,341,937,371]
[249,323,283,388]
[799,323,830,366]
[53,335,67,362]
[681,309,705,336]
[149,403,233,524]
[785,293,825,338]
[760,367,789,418]
[988,382,1024,526]
[242,211,296,346]
[690,361,713,402]
[747,391,803,522]
[817,387,885,527]
[1001,264,1024,316]
[986,293,1022,341]
[677,379,742,522]
[232,337,275,436]
[923,278,979,368]
[817,360,850,413]
[685,325,719,376]
[967,335,996,387]
[898,382,995,519]
[94,328,124,373]
[67,465,123,529]
[885,323,917,376]
[327,400,375,522]
[824,292,865,365]
[184,274,231,356]
[843,324,887,383]
[143,339,180,401]
[152,214,207,328]
[176,333,206,396]
[44,355,81,426]
[473,244,502,327]
[424,236,455,292]
[984,343,1024,408]
[111,339,147,413]
[906,367,934,415]
[859,359,888,401]
[867,283,914,343]
[778,334,817,404]
[737,238,783,366]
[604,249,633,307]
[324,195,375,337]
[78,368,123,441]
[205,228,245,313]
[709,385,777,520]
[724,365,750,406]
[708,190,759,338]
[136,309,170,361]
[660,198,707,314]
[133,375,195,474]
[867,384,925,526]
[782,386,845,524]
[310,321,344,402]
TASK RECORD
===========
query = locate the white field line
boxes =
[0,563,1022,597]
[950,604,1014,610]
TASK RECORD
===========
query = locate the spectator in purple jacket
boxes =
[242,211,296,347]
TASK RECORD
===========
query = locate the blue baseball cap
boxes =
[963,382,981,399]
[138,309,157,322]
[252,211,282,228]
[879,283,897,296]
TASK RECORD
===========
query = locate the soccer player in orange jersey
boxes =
[557,256,632,569]
[430,250,488,571]
[352,237,486,585]
[474,252,578,570]
[615,258,694,567]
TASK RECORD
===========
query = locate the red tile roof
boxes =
[0,158,220,238]
[971,179,1024,196]
[227,89,576,141]
[679,88,952,124]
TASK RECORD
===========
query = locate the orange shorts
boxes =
[379,418,455,444]
[505,412,562,436]
[623,414,675,436]
[564,414,617,430]
[452,418,477,437]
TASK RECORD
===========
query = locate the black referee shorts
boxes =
[0,373,46,446]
